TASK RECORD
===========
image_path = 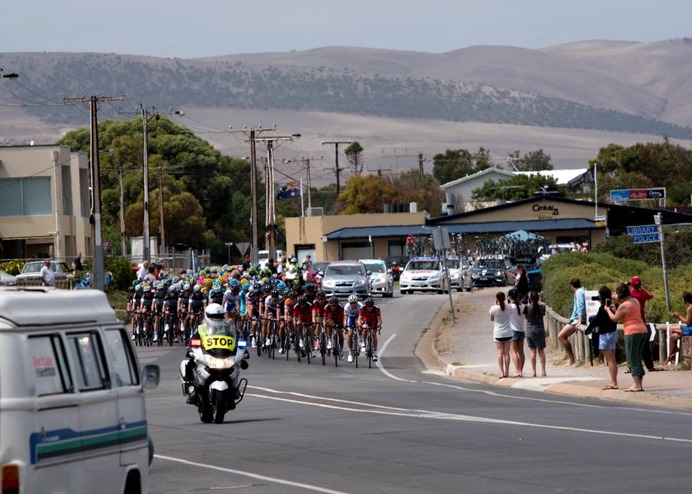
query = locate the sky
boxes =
[4,0,692,58]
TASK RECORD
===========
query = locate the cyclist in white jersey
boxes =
[343,294,363,363]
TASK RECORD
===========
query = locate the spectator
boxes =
[242,254,251,271]
[137,260,150,281]
[586,285,619,390]
[628,276,657,372]
[558,278,586,365]
[523,291,547,377]
[507,288,525,377]
[664,291,692,365]
[514,264,529,303]
[146,266,157,284]
[606,283,647,392]
[490,292,513,379]
[40,259,55,286]
[71,251,84,276]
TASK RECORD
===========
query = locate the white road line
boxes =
[155,454,350,494]
[375,333,417,382]
[246,387,692,443]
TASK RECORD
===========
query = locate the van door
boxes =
[65,330,122,493]
[104,328,150,472]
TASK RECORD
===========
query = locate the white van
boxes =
[0,287,159,494]
[258,249,284,269]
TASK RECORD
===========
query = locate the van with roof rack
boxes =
[0,287,159,494]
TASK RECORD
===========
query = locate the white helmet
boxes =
[205,303,225,322]
[204,303,229,335]
[348,294,358,303]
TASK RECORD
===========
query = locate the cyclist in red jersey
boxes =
[357,297,382,361]
[311,290,327,351]
[292,296,315,358]
[323,296,345,359]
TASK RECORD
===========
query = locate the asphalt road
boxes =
[137,291,692,494]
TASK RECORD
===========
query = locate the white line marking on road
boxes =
[246,387,692,443]
[155,454,350,494]
[375,333,417,382]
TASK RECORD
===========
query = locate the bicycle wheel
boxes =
[366,331,373,369]
[157,318,164,347]
[304,326,311,365]
[269,321,277,360]
[284,329,291,361]
[353,332,359,368]
[332,331,340,367]
[320,330,327,366]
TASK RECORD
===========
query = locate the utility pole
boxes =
[64,95,124,291]
[322,140,351,199]
[158,164,165,255]
[229,125,276,264]
[118,165,127,256]
[254,134,300,258]
[418,153,426,179]
[140,105,160,263]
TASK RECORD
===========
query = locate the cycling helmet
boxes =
[286,289,297,299]
[135,284,143,292]
[277,281,287,291]
[364,297,375,307]
[229,278,240,287]
[193,284,201,293]
[316,290,325,298]
[347,294,358,303]
[155,281,164,290]
[167,286,176,294]
[271,289,279,298]
[143,285,151,293]
[241,282,251,292]
[183,282,191,291]
[329,296,339,305]
[297,295,308,305]
[305,283,314,290]
[211,283,222,293]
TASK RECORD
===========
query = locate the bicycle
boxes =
[331,324,343,367]
[316,322,328,366]
[363,325,381,368]
[348,326,361,368]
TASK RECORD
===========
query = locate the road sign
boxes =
[610,189,630,202]
[631,233,660,244]
[102,240,111,252]
[626,225,658,236]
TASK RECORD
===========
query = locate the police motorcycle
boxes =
[180,303,249,423]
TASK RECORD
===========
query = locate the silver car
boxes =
[15,261,71,285]
[320,261,370,297]
[359,259,394,298]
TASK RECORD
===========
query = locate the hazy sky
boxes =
[4,0,691,58]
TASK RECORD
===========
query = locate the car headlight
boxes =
[471,273,479,279]
[204,354,235,369]
[354,279,366,287]
[429,274,441,281]
[322,280,334,288]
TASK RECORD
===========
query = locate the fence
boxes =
[544,306,691,366]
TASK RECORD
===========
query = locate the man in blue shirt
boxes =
[558,277,586,366]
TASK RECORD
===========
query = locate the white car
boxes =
[445,256,469,292]
[399,257,449,294]
[359,259,394,298]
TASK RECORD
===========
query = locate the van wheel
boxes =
[211,390,226,424]
[124,470,141,494]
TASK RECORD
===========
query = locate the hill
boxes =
[1,40,691,176]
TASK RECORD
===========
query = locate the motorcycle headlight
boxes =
[204,354,235,369]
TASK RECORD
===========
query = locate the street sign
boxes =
[102,240,111,252]
[610,189,630,202]
[626,225,658,236]
[631,233,660,244]
[236,242,250,255]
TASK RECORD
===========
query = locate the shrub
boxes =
[105,256,135,291]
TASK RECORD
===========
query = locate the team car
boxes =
[399,257,449,294]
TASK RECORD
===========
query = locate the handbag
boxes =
[585,315,599,335]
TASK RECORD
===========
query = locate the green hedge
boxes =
[541,252,688,323]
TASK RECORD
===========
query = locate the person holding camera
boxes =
[605,283,647,392]
[586,286,619,390]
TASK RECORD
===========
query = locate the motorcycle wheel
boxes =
[199,407,214,423]
[211,389,226,424]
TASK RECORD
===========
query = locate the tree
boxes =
[432,147,492,185]
[386,170,444,216]
[338,175,398,214]
[472,174,561,201]
[507,149,553,171]
[344,141,364,176]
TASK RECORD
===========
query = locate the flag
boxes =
[277,183,301,199]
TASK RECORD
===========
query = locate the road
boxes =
[137,292,692,494]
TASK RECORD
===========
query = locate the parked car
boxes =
[399,257,449,294]
[320,260,370,297]
[463,258,509,288]
[0,271,16,286]
[445,256,470,292]
[359,259,394,298]
[311,261,330,275]
[15,261,71,285]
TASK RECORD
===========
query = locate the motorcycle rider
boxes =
[182,303,241,404]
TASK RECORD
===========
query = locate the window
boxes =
[0,177,52,216]
[66,332,108,391]
[29,335,73,396]
[105,328,139,387]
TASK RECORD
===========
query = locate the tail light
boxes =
[1,464,19,494]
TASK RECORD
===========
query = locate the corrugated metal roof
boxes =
[324,218,599,240]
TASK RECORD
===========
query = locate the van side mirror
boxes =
[142,364,160,389]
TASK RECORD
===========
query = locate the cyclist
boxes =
[187,284,206,340]
[128,284,142,340]
[344,294,363,363]
[357,296,382,361]
[311,290,327,351]
[323,296,345,359]
[177,282,191,339]
[283,289,297,351]
[208,282,224,307]
[152,281,166,342]
[245,284,263,348]
[138,284,155,342]
[262,289,284,351]
[163,285,180,343]
[292,295,315,358]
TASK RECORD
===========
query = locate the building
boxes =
[0,145,91,261]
